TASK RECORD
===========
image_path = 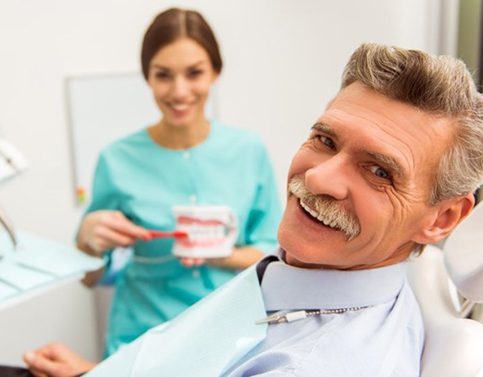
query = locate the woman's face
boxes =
[147,37,218,128]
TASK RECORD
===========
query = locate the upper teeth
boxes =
[172,104,189,111]
[300,200,338,230]
[179,224,225,239]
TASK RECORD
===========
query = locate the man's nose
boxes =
[305,155,351,200]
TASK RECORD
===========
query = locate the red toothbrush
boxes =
[147,230,188,239]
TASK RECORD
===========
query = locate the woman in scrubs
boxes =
[76,8,281,356]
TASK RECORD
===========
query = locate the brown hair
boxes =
[341,43,483,204]
[140,8,223,80]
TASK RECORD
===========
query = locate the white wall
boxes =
[0,0,447,365]
[0,0,441,244]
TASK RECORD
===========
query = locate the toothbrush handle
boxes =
[148,230,188,239]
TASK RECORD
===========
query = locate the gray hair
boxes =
[341,43,483,204]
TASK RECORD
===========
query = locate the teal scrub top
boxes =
[84,120,282,356]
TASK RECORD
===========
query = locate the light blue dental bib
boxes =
[85,266,267,377]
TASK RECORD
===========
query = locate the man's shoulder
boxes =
[228,279,424,377]
[295,286,423,376]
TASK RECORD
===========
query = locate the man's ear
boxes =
[413,193,475,244]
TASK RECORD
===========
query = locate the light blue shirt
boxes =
[84,120,282,356]
[224,255,424,376]
[85,254,424,377]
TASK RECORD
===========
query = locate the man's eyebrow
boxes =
[311,122,337,137]
[312,122,404,177]
[367,151,404,177]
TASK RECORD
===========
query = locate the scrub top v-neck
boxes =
[83,119,282,355]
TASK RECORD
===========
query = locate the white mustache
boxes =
[288,177,361,240]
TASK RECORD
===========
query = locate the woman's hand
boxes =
[77,210,150,256]
[180,246,264,270]
[23,342,96,377]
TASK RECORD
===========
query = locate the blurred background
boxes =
[0,0,481,366]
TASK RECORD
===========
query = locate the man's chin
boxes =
[283,250,328,269]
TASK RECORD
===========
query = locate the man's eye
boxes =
[318,135,336,150]
[369,165,391,180]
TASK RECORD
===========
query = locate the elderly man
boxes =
[23,43,483,376]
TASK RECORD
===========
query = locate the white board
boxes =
[65,72,218,206]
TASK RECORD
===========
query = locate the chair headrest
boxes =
[444,202,483,303]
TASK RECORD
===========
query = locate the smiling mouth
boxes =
[170,103,190,111]
[298,199,342,232]
[167,100,197,113]
[288,176,360,240]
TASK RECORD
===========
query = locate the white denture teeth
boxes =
[215,226,224,238]
[180,224,225,240]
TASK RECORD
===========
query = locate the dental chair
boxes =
[407,203,483,377]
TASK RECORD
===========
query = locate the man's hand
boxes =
[23,342,96,377]
[77,210,150,256]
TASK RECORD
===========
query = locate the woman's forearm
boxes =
[206,246,265,270]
